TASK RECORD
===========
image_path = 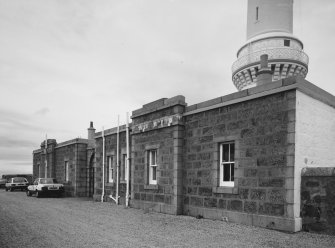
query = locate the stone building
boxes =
[32,0,335,233]
[33,138,90,197]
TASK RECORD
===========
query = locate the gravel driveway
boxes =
[0,190,334,248]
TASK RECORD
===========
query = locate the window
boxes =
[107,156,114,183]
[13,177,27,183]
[219,142,235,187]
[256,7,259,21]
[38,163,41,178]
[148,150,157,185]
[41,178,58,184]
[284,39,290,47]
[65,161,69,182]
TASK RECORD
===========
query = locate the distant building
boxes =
[32,0,335,233]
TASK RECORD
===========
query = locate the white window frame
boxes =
[148,150,157,185]
[219,142,235,187]
[65,161,69,182]
[108,156,114,183]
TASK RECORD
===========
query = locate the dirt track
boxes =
[0,190,334,248]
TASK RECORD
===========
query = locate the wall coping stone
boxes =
[33,149,42,154]
[301,167,335,177]
[132,95,186,118]
[143,98,167,110]
[184,76,335,116]
[95,124,129,138]
[55,138,88,149]
[40,139,57,147]
[34,138,88,153]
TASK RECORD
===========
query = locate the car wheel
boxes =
[36,191,40,198]
[10,188,14,192]
[5,188,8,191]
[26,190,32,197]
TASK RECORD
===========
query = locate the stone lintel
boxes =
[301,167,335,177]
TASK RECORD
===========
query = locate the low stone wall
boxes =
[301,167,335,235]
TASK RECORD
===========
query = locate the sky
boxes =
[1,0,335,176]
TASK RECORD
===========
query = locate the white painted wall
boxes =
[247,0,293,39]
[294,90,335,216]
[238,38,302,57]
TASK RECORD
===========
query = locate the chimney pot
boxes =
[87,121,96,143]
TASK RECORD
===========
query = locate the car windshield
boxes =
[13,177,27,183]
[40,178,58,184]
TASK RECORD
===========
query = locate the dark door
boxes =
[88,154,95,197]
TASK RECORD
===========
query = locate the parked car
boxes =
[0,178,7,188]
[5,177,29,191]
[27,178,64,198]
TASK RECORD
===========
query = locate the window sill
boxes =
[212,186,238,194]
[144,184,158,190]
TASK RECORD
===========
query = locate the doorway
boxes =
[88,153,95,197]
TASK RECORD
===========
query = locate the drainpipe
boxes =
[101,127,105,202]
[116,116,119,205]
[126,112,130,207]
[45,134,48,178]
[108,116,121,204]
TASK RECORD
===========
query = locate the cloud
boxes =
[0,136,37,148]
[0,109,43,132]
[0,0,335,177]
[0,160,32,175]
[0,150,32,162]
[34,107,50,116]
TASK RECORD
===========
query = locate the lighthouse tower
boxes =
[232,0,309,91]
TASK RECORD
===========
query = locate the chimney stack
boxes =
[87,121,95,141]
[256,54,273,86]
